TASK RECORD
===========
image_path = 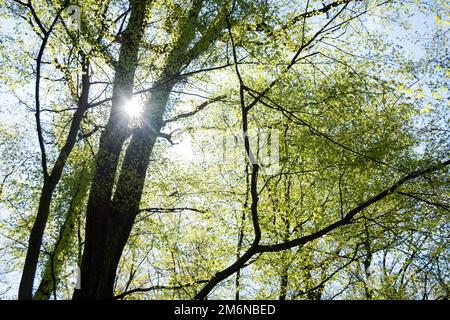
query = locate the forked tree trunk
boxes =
[76,0,226,299]
[74,0,151,300]
[78,87,171,299]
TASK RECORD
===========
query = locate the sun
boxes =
[124,97,143,118]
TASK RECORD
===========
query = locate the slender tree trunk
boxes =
[20,182,56,299]
[33,165,90,300]
[75,0,151,300]
[19,75,89,299]
[279,174,291,300]
[235,164,249,300]
[278,268,289,300]
[362,218,373,299]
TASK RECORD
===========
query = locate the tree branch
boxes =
[257,159,450,253]
[163,95,226,124]
[114,280,209,300]
[194,159,450,299]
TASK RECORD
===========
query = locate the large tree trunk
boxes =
[77,0,226,299]
[79,86,171,299]
[77,206,137,299]
[75,0,152,300]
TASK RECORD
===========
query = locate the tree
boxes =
[0,0,448,300]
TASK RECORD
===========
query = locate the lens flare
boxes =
[124,97,143,118]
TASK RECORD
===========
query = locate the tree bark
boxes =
[75,0,151,300]
[77,0,228,299]
[19,66,90,299]
[33,165,90,300]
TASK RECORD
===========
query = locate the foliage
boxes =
[0,0,448,300]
